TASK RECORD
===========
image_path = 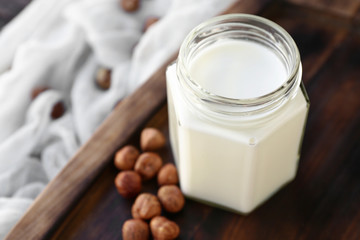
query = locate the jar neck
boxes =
[176,14,302,122]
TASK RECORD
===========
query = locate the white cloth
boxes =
[0,0,236,238]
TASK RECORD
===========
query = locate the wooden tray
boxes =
[5,0,360,239]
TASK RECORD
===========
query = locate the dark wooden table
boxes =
[2,0,360,239]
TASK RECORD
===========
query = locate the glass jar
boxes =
[166,14,309,214]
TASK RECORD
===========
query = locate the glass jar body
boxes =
[166,14,309,213]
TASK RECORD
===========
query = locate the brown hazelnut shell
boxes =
[157,163,179,186]
[157,185,185,213]
[140,128,166,151]
[134,152,162,180]
[115,171,142,198]
[132,193,161,220]
[122,219,149,240]
[114,145,140,170]
[150,216,180,240]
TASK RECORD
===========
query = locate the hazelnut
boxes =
[122,219,149,240]
[51,101,66,119]
[140,128,166,151]
[114,145,140,170]
[96,67,111,90]
[31,86,49,100]
[157,163,179,186]
[120,0,139,12]
[132,193,161,220]
[115,171,142,198]
[144,17,159,32]
[134,152,162,180]
[150,216,180,240]
[157,185,184,213]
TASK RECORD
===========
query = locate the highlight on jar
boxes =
[166,14,310,214]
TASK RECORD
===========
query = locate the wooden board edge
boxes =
[4,0,271,239]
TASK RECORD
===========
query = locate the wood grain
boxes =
[354,7,360,27]
[49,106,173,240]
[286,0,360,18]
[3,0,360,239]
[294,33,360,240]
[262,2,348,84]
[216,31,360,240]
[50,2,360,240]
[4,51,173,240]
[4,0,271,239]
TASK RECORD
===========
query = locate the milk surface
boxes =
[189,40,287,99]
[167,39,308,213]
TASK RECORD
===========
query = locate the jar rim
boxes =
[177,13,301,117]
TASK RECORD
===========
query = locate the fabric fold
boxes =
[0,0,237,238]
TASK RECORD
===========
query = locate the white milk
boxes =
[167,38,309,213]
[189,40,287,99]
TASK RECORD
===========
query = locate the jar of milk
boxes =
[166,14,309,213]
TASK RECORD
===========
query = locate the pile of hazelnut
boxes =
[114,128,184,240]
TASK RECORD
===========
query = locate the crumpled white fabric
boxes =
[0,0,236,238]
